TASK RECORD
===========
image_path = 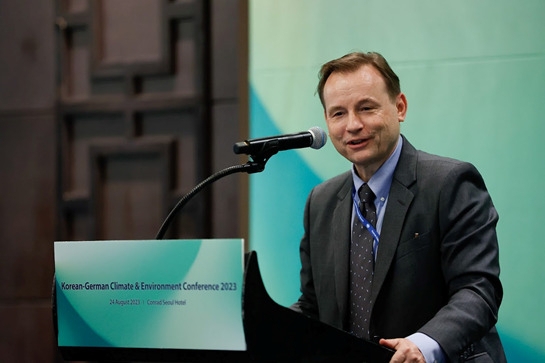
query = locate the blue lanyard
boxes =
[352,187,380,259]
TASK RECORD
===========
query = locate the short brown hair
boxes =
[317,52,401,108]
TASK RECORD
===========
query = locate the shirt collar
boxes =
[351,135,403,203]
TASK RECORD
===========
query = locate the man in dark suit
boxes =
[291,52,506,362]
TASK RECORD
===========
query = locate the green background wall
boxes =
[248,1,545,361]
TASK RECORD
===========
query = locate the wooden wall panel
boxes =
[88,138,175,240]
[0,0,247,361]
[0,0,55,109]
[210,0,248,239]
[56,0,211,241]
[0,113,58,360]
[97,1,164,65]
[0,114,56,298]
[0,5,58,359]
[0,304,58,362]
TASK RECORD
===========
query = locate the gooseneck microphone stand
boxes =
[155,139,283,240]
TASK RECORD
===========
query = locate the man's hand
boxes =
[379,338,426,363]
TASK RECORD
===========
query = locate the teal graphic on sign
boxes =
[54,239,246,351]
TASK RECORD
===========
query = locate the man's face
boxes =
[323,65,407,181]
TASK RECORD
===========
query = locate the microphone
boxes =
[233,126,327,155]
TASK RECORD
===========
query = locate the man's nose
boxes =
[347,112,363,131]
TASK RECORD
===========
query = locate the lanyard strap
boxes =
[352,187,380,259]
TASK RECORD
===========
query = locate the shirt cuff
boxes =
[406,332,446,363]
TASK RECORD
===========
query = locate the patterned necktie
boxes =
[348,183,377,340]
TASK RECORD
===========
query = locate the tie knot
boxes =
[358,184,376,204]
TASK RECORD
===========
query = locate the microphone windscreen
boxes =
[308,126,327,150]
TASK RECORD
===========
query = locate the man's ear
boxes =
[397,93,408,122]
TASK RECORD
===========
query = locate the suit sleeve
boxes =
[419,162,503,361]
[290,188,319,320]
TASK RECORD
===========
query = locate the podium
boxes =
[54,244,394,362]
[242,251,394,363]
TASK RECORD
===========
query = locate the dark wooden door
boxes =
[0,0,247,361]
[56,0,212,241]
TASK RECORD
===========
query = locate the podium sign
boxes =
[54,239,246,351]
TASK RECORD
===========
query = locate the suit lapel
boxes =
[332,175,353,325]
[371,137,417,305]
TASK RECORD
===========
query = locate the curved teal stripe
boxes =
[500,329,545,362]
[249,86,323,306]
[55,278,112,347]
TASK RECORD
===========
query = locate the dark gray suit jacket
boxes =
[292,136,506,362]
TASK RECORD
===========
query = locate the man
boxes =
[291,52,506,362]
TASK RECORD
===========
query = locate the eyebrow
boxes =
[325,105,345,116]
[355,97,378,105]
[326,97,379,114]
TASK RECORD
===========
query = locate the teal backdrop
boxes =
[248,1,545,361]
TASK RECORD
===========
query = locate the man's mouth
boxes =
[347,138,369,146]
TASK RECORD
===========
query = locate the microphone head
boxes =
[308,126,327,149]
